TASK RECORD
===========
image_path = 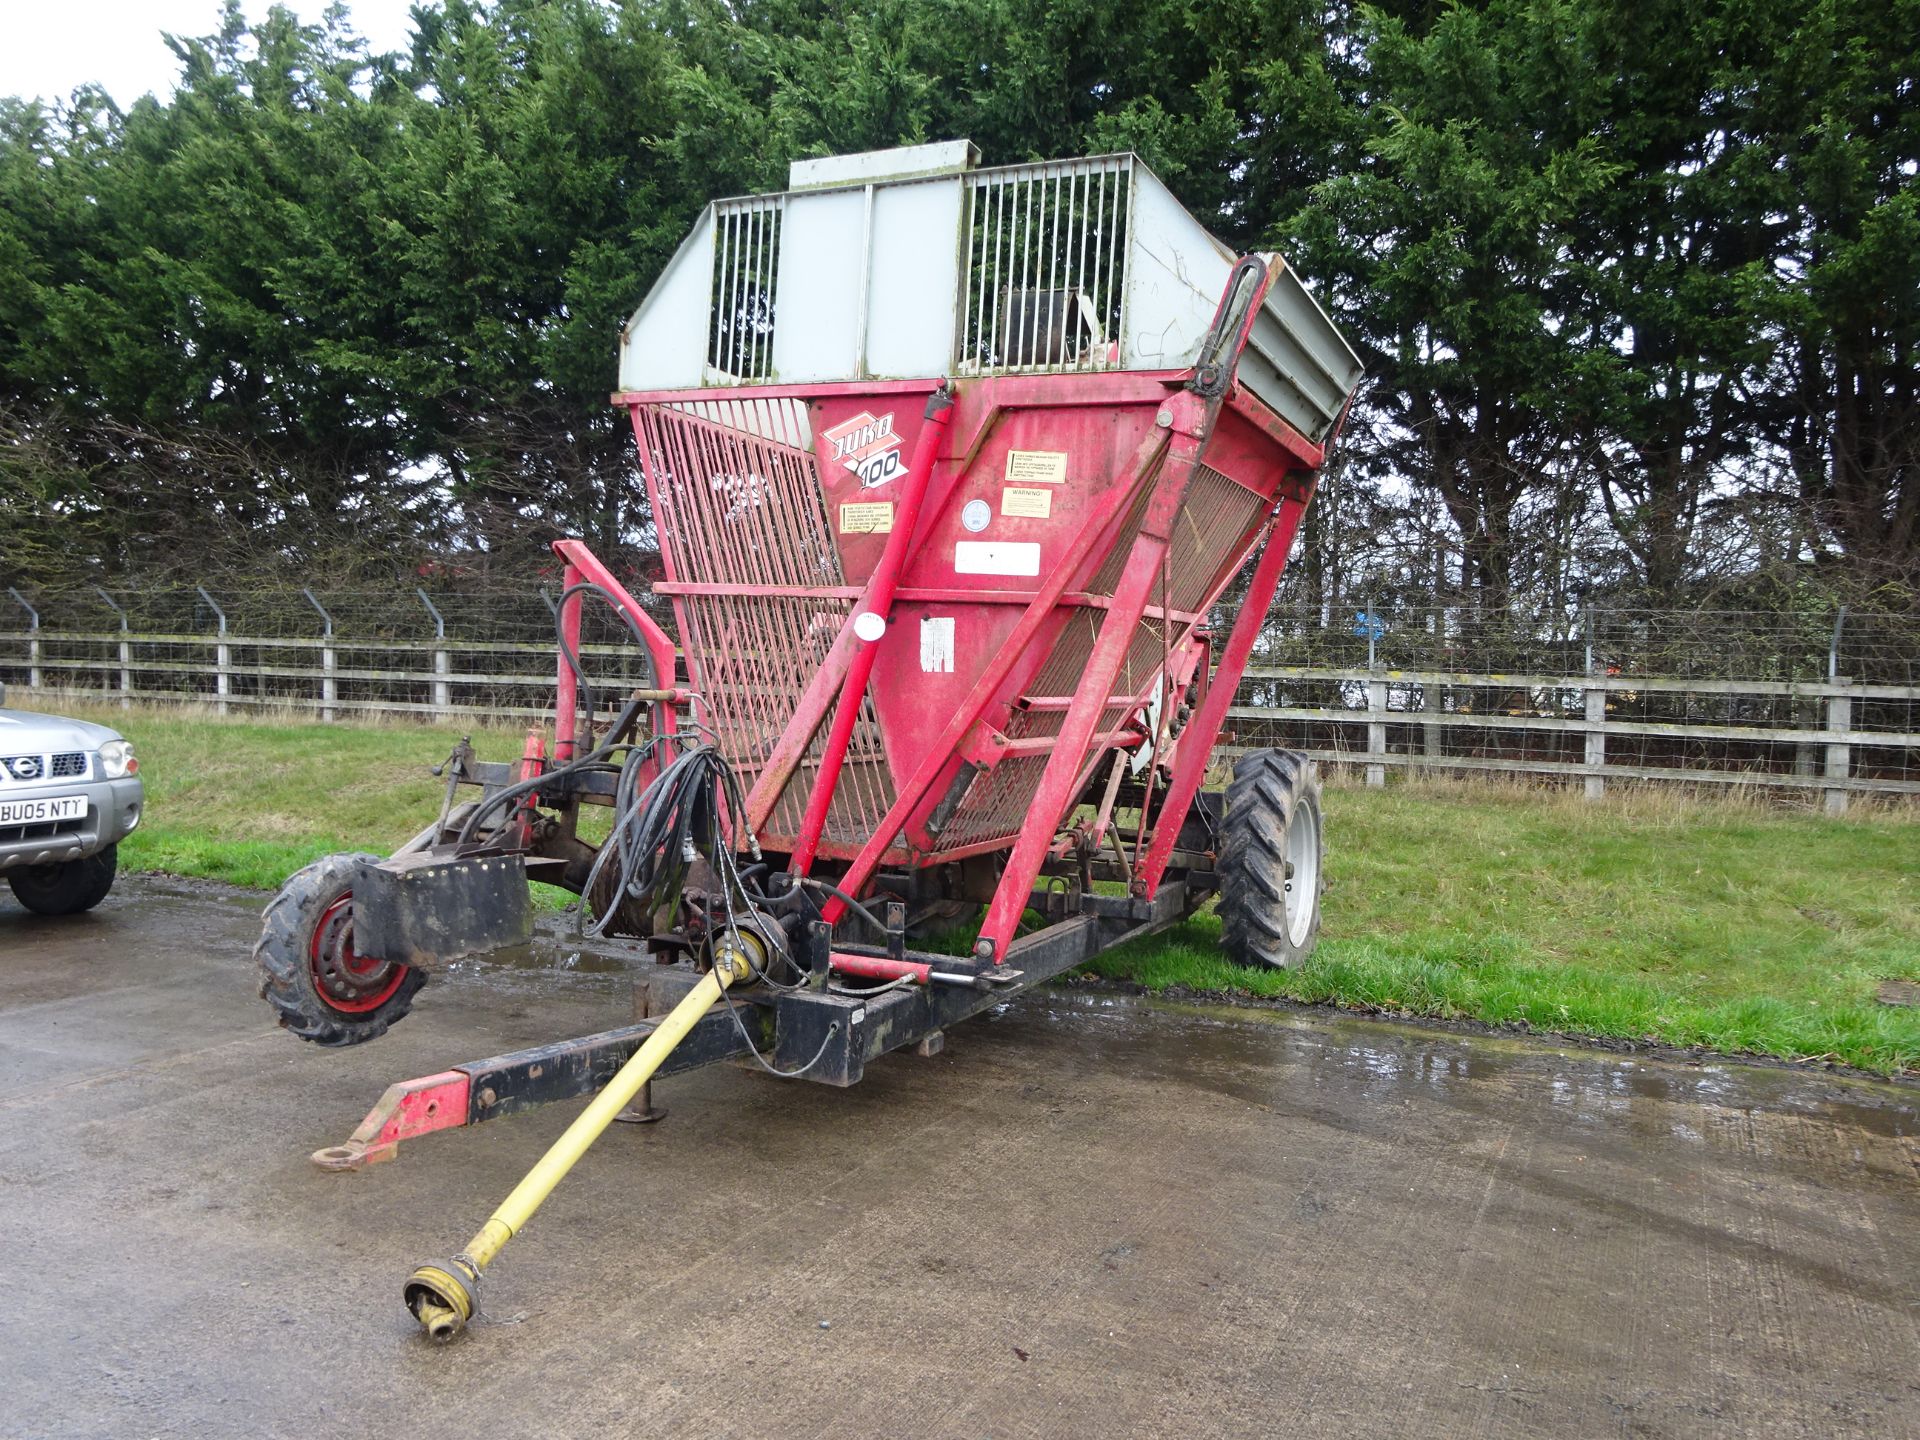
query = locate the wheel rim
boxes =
[1282,793,1321,949]
[310,893,409,1014]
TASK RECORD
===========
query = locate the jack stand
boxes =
[616,975,666,1124]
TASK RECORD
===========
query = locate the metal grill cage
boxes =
[626,141,1363,443]
[636,399,897,846]
[706,198,783,381]
[958,157,1132,376]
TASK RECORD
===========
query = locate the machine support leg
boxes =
[615,975,667,1125]
[403,952,750,1342]
[1137,490,1310,892]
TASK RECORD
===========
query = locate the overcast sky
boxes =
[0,0,422,108]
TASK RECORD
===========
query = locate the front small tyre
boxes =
[255,852,425,1047]
[6,844,118,915]
[1218,750,1325,969]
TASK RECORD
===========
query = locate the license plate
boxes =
[0,794,86,827]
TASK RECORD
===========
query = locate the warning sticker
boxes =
[1005,449,1068,484]
[920,616,955,673]
[839,501,894,534]
[1001,486,1053,519]
[822,411,907,489]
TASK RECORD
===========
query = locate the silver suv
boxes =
[0,683,144,914]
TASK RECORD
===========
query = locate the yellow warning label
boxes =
[1001,486,1053,519]
[839,501,894,534]
[1005,449,1068,484]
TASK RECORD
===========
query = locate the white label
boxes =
[854,447,906,488]
[919,616,955,673]
[954,541,1041,577]
[960,498,992,533]
[839,501,894,534]
[1005,449,1068,484]
[1001,486,1052,519]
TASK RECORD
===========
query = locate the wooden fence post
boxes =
[417,588,451,719]
[1580,607,1604,799]
[1366,678,1387,787]
[1361,596,1385,785]
[1583,686,1607,799]
[1793,692,1819,779]
[1422,681,1442,770]
[197,586,229,715]
[1824,685,1852,818]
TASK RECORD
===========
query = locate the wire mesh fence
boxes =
[1221,601,1920,806]
[2,583,1915,807]
[0,581,662,721]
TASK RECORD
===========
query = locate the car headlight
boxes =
[98,739,138,778]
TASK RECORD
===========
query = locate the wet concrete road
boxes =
[1,878,1916,1439]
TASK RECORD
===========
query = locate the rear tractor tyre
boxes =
[7,843,118,916]
[255,852,425,1047]
[1218,750,1324,969]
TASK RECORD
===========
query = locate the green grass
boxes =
[25,697,1920,1075]
[1088,780,1920,1075]
[43,703,515,888]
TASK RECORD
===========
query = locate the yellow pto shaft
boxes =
[404,947,753,1341]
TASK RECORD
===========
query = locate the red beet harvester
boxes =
[251,142,1364,1340]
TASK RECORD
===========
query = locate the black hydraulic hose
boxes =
[767,873,890,941]
[576,743,753,940]
[554,580,663,732]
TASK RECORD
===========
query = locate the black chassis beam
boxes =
[433,876,1195,1135]
[636,877,1195,1088]
[456,998,771,1127]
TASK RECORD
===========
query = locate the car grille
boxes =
[2,752,87,782]
[0,817,85,845]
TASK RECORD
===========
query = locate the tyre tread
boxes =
[254,852,424,1047]
[1217,750,1324,970]
[5,843,118,916]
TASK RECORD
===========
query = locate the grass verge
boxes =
[24,698,1920,1075]
[1089,780,1920,1075]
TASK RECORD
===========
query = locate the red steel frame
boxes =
[551,537,681,763]
[599,254,1334,970]
[788,390,956,874]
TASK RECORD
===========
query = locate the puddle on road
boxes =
[436,922,646,1002]
[990,988,1918,1144]
[432,919,1918,1144]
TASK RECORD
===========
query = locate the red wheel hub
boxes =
[310,894,410,1014]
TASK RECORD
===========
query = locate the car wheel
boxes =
[7,844,119,916]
